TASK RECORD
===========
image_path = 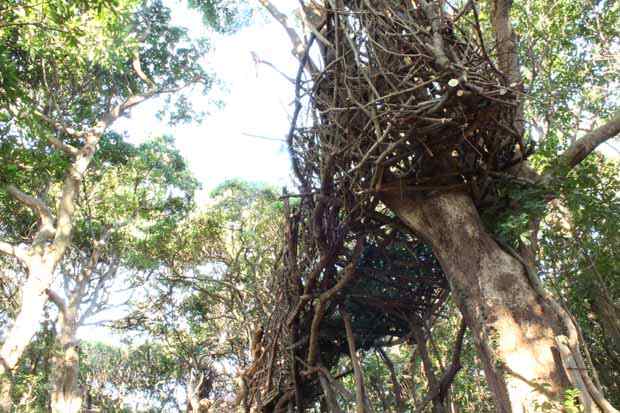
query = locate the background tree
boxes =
[0,0,214,408]
[45,135,197,413]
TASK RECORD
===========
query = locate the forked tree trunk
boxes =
[383,191,571,412]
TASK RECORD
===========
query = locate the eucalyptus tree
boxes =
[258,0,619,411]
[43,135,198,413]
[0,0,212,407]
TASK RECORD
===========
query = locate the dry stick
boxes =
[306,239,363,366]
[377,347,406,413]
[342,309,371,413]
[414,319,467,413]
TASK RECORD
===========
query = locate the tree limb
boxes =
[377,347,406,413]
[7,185,55,245]
[258,0,305,59]
[491,0,519,84]
[7,186,54,227]
[318,373,344,413]
[132,51,155,88]
[46,288,67,319]
[95,83,195,133]
[414,319,466,413]
[26,108,80,156]
[553,110,620,173]
[257,0,318,74]
[0,241,28,263]
[343,309,373,413]
[306,238,363,366]
[31,111,81,155]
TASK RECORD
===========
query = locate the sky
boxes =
[113,0,300,200]
[79,1,301,344]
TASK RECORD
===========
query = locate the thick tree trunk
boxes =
[50,305,81,413]
[383,191,571,412]
[0,375,12,412]
[0,260,54,392]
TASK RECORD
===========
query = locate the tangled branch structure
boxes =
[240,1,523,411]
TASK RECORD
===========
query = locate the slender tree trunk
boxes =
[383,191,572,412]
[343,311,372,413]
[591,293,620,354]
[50,304,81,413]
[377,348,406,413]
[412,328,446,413]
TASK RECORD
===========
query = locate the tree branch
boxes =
[259,0,305,58]
[0,240,28,263]
[491,0,519,84]
[343,309,373,413]
[553,110,620,173]
[306,238,363,366]
[258,0,318,74]
[95,83,195,133]
[7,185,55,245]
[318,373,344,413]
[10,103,80,156]
[132,51,155,88]
[377,347,406,413]
[7,186,53,225]
[46,288,67,319]
[32,110,82,155]
[414,319,466,413]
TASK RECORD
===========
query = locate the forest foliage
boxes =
[0,0,619,412]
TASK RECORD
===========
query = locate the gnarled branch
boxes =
[7,185,55,245]
[0,241,28,264]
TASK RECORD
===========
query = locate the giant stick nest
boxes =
[242,1,523,411]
